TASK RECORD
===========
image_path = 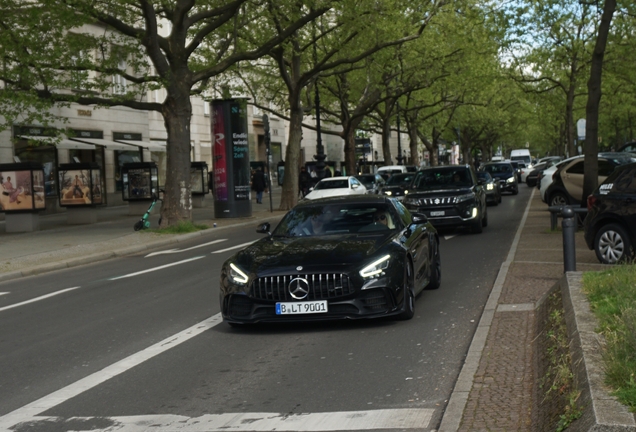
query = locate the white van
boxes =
[510,149,532,166]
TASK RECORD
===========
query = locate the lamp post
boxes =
[396,102,403,165]
[313,39,326,179]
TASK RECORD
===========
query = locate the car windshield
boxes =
[476,172,492,181]
[411,168,472,191]
[483,164,512,174]
[386,174,415,186]
[313,179,349,190]
[355,175,375,187]
[273,203,398,237]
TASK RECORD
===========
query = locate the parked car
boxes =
[480,162,519,195]
[618,142,636,154]
[476,171,501,205]
[303,176,367,200]
[526,160,559,187]
[354,173,385,194]
[544,153,636,206]
[220,195,441,324]
[539,157,579,201]
[584,162,636,264]
[380,172,417,201]
[403,165,487,233]
[510,161,524,183]
[537,156,563,165]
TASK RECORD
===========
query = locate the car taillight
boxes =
[587,194,597,210]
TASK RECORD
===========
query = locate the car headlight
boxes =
[404,190,409,194]
[486,183,494,190]
[384,191,392,196]
[229,263,249,285]
[360,254,390,278]
[507,176,515,183]
[454,193,474,203]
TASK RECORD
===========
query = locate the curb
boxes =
[561,272,636,431]
[0,213,284,284]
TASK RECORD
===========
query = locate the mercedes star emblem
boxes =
[296,266,303,271]
[288,277,310,300]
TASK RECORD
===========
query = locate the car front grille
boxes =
[416,197,456,206]
[251,274,354,301]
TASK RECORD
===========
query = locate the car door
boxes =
[562,160,585,200]
[393,200,429,292]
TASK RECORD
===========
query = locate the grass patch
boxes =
[582,265,636,412]
[540,290,582,430]
[147,220,209,234]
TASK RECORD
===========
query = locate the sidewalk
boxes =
[0,187,286,282]
[440,189,606,431]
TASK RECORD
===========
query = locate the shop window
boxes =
[115,150,141,191]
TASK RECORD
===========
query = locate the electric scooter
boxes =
[133,189,164,231]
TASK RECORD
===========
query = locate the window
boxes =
[203,100,210,116]
[566,161,585,175]
[70,51,92,90]
[112,60,127,94]
[598,160,615,177]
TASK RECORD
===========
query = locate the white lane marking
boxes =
[18,409,434,431]
[109,256,206,280]
[0,287,81,313]
[211,241,255,254]
[145,239,228,257]
[0,314,224,430]
[0,292,8,296]
[444,234,457,240]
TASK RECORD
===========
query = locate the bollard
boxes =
[561,206,576,272]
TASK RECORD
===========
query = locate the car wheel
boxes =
[498,193,502,204]
[527,180,535,187]
[482,207,488,227]
[426,241,441,290]
[594,223,634,264]
[471,211,483,234]
[549,192,568,206]
[397,259,415,320]
[512,187,519,195]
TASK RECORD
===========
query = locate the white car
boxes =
[303,176,367,200]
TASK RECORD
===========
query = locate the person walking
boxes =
[252,167,267,204]
[299,166,311,197]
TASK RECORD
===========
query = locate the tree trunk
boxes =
[279,100,303,210]
[343,119,362,175]
[408,125,419,167]
[381,115,392,165]
[566,82,577,157]
[582,0,616,206]
[160,89,193,227]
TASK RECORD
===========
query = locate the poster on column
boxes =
[230,100,250,200]
[212,103,228,201]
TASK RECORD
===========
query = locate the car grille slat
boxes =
[251,273,353,301]
[419,196,456,206]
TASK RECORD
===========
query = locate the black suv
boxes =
[403,165,487,233]
[480,162,519,194]
[584,162,636,264]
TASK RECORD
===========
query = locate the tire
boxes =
[594,223,634,264]
[549,192,568,207]
[397,260,415,320]
[512,187,519,195]
[471,210,483,234]
[426,241,441,290]
[527,180,535,187]
[482,207,488,227]
[498,193,502,204]
[133,220,144,231]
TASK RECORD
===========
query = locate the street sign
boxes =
[577,119,586,140]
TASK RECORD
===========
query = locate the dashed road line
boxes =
[0,287,81,312]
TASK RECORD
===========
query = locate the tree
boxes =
[0,0,330,225]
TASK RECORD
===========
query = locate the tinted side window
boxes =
[566,161,585,174]
[611,167,636,193]
[598,160,615,177]
[392,199,411,227]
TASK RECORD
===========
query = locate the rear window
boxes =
[483,163,512,174]
[600,164,636,194]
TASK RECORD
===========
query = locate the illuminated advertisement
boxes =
[0,163,46,212]
[212,103,228,200]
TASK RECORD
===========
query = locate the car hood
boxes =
[488,172,515,180]
[233,234,394,273]
[406,187,473,198]
[304,189,353,200]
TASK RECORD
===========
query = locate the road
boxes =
[0,187,531,431]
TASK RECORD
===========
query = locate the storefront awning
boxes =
[18,135,96,150]
[69,137,138,152]
[115,139,167,152]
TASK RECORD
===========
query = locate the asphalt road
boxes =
[0,187,531,431]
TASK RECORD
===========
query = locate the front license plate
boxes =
[430,211,445,216]
[276,300,328,315]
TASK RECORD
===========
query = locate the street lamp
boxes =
[396,102,403,165]
[313,34,326,179]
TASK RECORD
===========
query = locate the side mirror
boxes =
[309,187,314,192]
[477,178,486,185]
[256,222,271,235]
[352,184,359,189]
[411,212,428,224]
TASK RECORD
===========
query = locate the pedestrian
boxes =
[299,166,311,197]
[252,167,267,204]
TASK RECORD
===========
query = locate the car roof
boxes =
[318,176,352,181]
[295,194,392,208]
[419,164,472,171]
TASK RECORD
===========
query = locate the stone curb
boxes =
[561,271,636,431]
[0,213,283,284]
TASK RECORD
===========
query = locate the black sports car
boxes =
[220,195,441,325]
[380,172,417,200]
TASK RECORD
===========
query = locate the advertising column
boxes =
[212,98,251,218]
